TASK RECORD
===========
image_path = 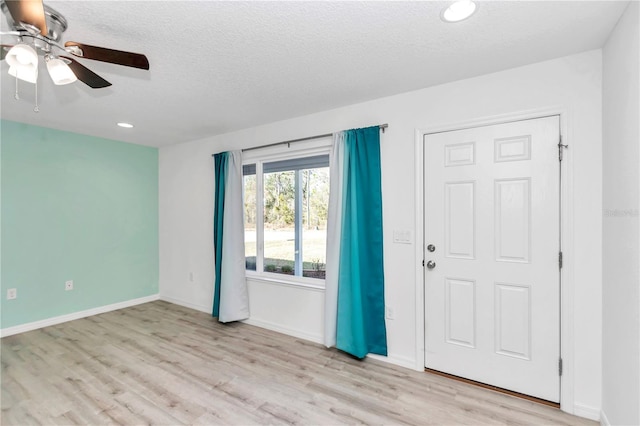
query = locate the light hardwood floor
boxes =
[1,301,595,425]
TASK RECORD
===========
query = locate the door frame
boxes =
[413,107,575,413]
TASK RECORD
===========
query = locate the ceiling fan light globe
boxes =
[8,65,38,84]
[46,58,77,85]
[17,50,33,65]
[6,43,38,68]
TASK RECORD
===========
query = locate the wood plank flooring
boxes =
[1,301,595,425]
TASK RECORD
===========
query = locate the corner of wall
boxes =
[601,1,640,425]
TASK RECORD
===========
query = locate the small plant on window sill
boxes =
[312,258,325,272]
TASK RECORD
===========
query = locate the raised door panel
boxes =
[445,278,476,348]
[445,181,475,259]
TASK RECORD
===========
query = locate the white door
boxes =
[424,116,561,402]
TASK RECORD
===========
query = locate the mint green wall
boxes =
[1,120,158,329]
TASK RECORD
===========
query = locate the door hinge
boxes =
[559,251,563,269]
[559,358,563,376]
[558,135,568,162]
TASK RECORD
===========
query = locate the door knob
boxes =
[426,260,436,270]
[427,244,436,252]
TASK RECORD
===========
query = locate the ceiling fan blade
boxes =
[60,56,112,89]
[64,42,150,70]
[4,0,48,36]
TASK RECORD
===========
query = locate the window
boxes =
[243,169,257,271]
[244,153,330,281]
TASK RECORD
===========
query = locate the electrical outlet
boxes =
[6,288,17,300]
[385,305,395,320]
[65,280,74,291]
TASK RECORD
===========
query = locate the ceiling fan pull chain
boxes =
[34,78,39,113]
[14,70,20,100]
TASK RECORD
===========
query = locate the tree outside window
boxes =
[244,155,329,280]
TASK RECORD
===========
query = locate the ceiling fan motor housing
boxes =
[1,2,67,42]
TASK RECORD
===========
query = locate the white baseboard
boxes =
[0,294,160,338]
[158,297,323,344]
[242,317,417,371]
[159,297,417,372]
[574,403,601,421]
[159,295,211,314]
[367,353,417,370]
[600,410,610,426]
[243,317,324,344]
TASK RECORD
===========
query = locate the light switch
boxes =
[393,229,413,244]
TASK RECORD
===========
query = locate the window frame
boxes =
[243,137,332,289]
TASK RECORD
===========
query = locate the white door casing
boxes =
[424,116,561,402]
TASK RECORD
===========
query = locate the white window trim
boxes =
[245,272,326,291]
[243,136,332,288]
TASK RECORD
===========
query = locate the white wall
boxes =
[159,50,603,417]
[602,2,640,425]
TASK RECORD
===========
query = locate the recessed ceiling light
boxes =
[117,122,134,128]
[441,0,477,23]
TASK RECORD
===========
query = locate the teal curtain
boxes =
[212,150,249,322]
[335,126,387,358]
[212,152,228,318]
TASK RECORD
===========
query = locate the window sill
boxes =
[245,272,325,292]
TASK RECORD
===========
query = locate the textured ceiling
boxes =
[0,1,629,147]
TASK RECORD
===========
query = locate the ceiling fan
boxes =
[0,0,149,92]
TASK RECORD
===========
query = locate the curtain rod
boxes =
[241,123,388,153]
[211,124,388,156]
